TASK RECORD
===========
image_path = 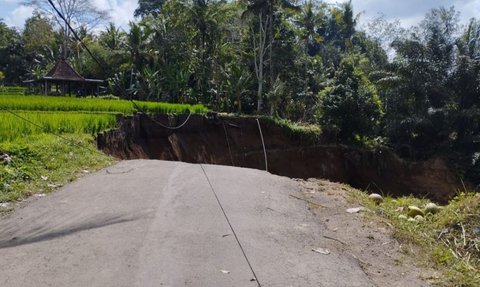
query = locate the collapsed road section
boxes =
[97,113,467,203]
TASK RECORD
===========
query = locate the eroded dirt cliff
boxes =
[97,113,466,203]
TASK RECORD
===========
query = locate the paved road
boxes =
[0,160,375,287]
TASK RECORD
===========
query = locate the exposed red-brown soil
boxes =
[97,113,467,203]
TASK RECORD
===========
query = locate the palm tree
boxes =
[127,22,151,70]
[295,1,324,55]
[101,22,125,51]
[342,0,356,51]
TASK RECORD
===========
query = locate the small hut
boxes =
[24,59,103,96]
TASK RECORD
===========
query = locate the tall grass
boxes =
[0,111,118,142]
[0,94,207,114]
[0,133,114,203]
[349,189,480,286]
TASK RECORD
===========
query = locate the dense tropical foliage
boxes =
[0,0,479,184]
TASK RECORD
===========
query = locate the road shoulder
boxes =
[295,178,438,287]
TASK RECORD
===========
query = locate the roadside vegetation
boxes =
[0,90,207,207]
[2,1,479,187]
[349,190,480,286]
[0,134,113,204]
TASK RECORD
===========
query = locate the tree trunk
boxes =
[257,36,264,113]
[257,71,263,113]
[63,23,68,59]
[269,0,274,88]
[237,92,242,113]
[253,13,268,113]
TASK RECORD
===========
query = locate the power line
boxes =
[200,164,262,287]
[131,101,193,130]
[46,0,106,74]
[256,119,268,172]
[47,0,194,130]
[222,122,235,166]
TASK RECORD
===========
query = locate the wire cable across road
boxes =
[133,101,193,130]
[47,0,193,132]
[200,164,262,287]
[256,119,268,172]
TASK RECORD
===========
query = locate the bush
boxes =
[319,54,382,142]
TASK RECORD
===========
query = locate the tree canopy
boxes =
[1,1,479,184]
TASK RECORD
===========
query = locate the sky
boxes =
[0,0,137,30]
[324,0,480,28]
[0,0,478,31]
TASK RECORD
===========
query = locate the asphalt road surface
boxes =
[0,160,377,287]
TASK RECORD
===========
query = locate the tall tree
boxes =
[24,0,108,58]
[99,22,125,51]
[126,21,152,72]
[0,20,27,84]
[295,1,324,56]
[22,14,60,80]
[244,0,299,112]
[135,0,165,18]
[320,53,382,141]
[378,7,461,155]
[243,0,270,112]
[23,14,59,56]
[341,0,356,51]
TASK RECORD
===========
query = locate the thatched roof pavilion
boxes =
[24,59,103,96]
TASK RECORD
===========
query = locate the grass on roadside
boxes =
[348,189,480,287]
[0,133,114,204]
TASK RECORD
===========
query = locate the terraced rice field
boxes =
[0,91,207,141]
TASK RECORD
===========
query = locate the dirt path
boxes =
[0,160,431,286]
[296,179,438,286]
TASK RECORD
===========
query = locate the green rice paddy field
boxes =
[0,112,119,142]
[0,90,207,202]
[0,92,207,142]
[0,94,207,114]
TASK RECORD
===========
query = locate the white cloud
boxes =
[322,0,474,28]
[91,0,137,30]
[5,5,34,28]
[458,0,480,23]
[2,0,137,30]
[110,0,137,29]
[92,0,111,11]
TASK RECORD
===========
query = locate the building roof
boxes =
[45,59,85,81]
[23,59,104,84]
